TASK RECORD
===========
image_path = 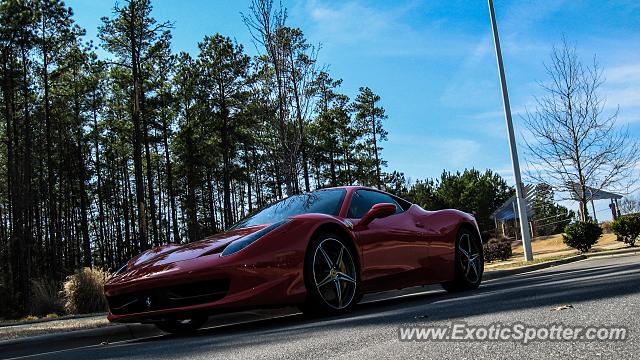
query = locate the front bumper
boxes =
[105,252,306,323]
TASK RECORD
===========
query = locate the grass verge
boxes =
[487,254,579,270]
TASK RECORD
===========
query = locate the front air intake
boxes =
[107,278,230,315]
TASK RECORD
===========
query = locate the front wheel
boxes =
[441,228,484,292]
[300,233,360,316]
[155,316,207,334]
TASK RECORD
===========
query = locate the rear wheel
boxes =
[155,316,207,334]
[441,228,483,292]
[300,233,360,316]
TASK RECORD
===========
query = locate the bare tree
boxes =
[620,196,640,215]
[280,26,319,193]
[523,38,640,222]
[242,0,295,196]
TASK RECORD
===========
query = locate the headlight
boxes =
[221,220,288,257]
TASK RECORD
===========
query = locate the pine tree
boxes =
[352,87,388,188]
[99,0,172,251]
[197,35,250,229]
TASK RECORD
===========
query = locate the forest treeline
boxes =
[0,0,407,315]
[0,0,546,317]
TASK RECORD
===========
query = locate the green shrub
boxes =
[30,279,63,316]
[563,221,602,253]
[62,267,109,315]
[611,215,640,247]
[483,237,513,262]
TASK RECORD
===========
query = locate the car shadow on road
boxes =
[93,257,640,359]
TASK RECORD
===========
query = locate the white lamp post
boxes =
[488,0,533,261]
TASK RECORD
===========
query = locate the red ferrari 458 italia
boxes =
[105,186,484,333]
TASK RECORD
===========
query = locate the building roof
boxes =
[490,195,535,221]
[567,183,623,200]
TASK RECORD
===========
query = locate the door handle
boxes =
[415,222,424,228]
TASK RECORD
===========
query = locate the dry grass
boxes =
[512,233,620,256]
[30,279,63,316]
[487,254,579,270]
[62,268,110,315]
[486,233,625,269]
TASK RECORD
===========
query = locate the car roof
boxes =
[319,185,375,191]
[318,186,409,202]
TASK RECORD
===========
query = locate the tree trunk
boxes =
[129,3,148,251]
[185,107,199,242]
[161,101,179,243]
[371,112,381,188]
[221,104,233,229]
[93,105,106,261]
[73,76,91,267]
[18,45,33,312]
[141,89,158,247]
[207,170,217,233]
[290,52,310,192]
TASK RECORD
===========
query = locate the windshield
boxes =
[231,189,347,229]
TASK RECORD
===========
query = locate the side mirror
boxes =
[355,203,397,229]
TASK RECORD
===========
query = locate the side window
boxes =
[347,190,402,219]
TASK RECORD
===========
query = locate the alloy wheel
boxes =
[458,233,481,283]
[312,238,357,310]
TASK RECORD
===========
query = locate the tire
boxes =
[155,316,207,334]
[441,228,484,293]
[300,232,360,316]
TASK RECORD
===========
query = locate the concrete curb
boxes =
[0,313,108,329]
[0,323,160,359]
[483,255,587,281]
[584,247,640,258]
[483,246,639,281]
[0,308,295,359]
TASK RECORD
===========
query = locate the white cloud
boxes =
[443,138,483,167]
[438,0,571,109]
[467,109,504,120]
[605,87,640,110]
[301,0,477,58]
[602,63,640,121]
[391,133,482,169]
[306,0,394,43]
[605,63,640,84]
[439,35,496,107]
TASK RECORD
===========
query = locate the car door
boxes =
[348,189,428,292]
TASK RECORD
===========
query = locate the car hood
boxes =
[120,225,269,274]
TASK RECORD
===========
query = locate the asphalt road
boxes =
[12,254,640,360]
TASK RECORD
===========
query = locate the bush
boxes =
[563,221,602,253]
[62,267,110,315]
[483,237,513,262]
[30,279,63,316]
[600,220,613,234]
[611,215,640,247]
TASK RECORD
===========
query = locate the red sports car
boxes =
[105,186,484,333]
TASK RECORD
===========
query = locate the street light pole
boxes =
[488,0,533,261]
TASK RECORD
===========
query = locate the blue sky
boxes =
[67,0,640,219]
